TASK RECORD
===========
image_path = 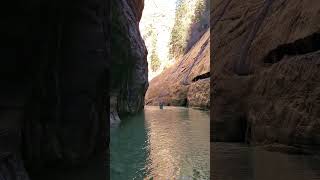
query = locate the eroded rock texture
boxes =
[111,0,148,120]
[145,31,210,109]
[211,0,320,151]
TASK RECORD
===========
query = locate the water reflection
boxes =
[111,106,209,180]
[110,112,148,180]
[212,143,320,180]
[144,106,210,179]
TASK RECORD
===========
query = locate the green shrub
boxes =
[169,0,208,60]
[169,0,188,60]
[150,48,161,72]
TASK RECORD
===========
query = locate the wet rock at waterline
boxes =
[211,0,320,151]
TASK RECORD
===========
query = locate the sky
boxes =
[143,0,177,15]
[139,0,178,81]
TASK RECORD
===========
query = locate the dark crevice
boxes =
[182,98,188,106]
[181,39,209,85]
[263,32,320,64]
[239,115,248,142]
[228,19,243,34]
[192,72,210,82]
[245,121,252,144]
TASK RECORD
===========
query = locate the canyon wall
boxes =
[145,30,210,109]
[211,0,320,150]
[0,0,147,179]
[110,0,148,124]
[144,0,210,109]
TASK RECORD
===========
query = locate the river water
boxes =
[110,106,320,180]
[212,142,320,180]
[110,106,210,180]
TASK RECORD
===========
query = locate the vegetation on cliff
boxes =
[140,0,209,81]
[169,0,209,59]
[145,0,210,109]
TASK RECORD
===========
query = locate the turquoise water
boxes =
[110,106,210,180]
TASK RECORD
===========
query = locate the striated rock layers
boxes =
[211,0,320,151]
[111,0,148,122]
[145,31,210,109]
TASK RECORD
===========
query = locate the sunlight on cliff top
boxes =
[140,0,203,81]
[139,0,177,81]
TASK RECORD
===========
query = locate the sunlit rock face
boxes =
[145,31,210,109]
[139,0,177,81]
[140,0,205,81]
[144,0,210,109]
[111,0,148,117]
[211,0,320,149]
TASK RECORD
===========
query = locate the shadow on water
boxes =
[110,112,148,180]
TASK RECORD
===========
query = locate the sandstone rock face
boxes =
[211,0,320,149]
[145,31,210,109]
[128,0,145,21]
[187,78,210,108]
[111,0,148,117]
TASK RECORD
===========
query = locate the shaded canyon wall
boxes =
[211,0,320,151]
[110,0,148,124]
[1,0,110,179]
[0,0,147,179]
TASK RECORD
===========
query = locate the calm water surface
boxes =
[212,143,320,180]
[111,106,320,180]
[110,106,210,180]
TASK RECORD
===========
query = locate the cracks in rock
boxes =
[192,72,210,82]
[263,32,320,64]
[234,0,274,76]
[181,39,209,85]
[211,0,233,29]
[228,19,244,34]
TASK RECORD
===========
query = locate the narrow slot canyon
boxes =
[1,0,320,179]
[110,0,210,179]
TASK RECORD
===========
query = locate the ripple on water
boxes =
[111,106,210,180]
